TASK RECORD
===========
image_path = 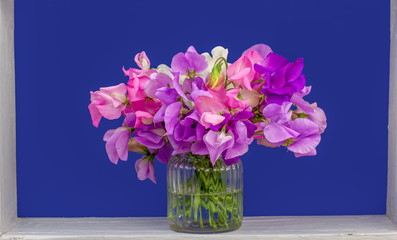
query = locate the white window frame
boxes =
[1,0,397,239]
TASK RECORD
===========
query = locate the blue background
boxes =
[15,0,390,217]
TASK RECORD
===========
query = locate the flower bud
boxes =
[134,51,151,70]
[128,138,147,154]
[205,63,225,91]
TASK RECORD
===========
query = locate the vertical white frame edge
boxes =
[388,0,397,225]
[0,0,17,234]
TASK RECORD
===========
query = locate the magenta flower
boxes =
[123,67,156,102]
[128,99,161,128]
[254,53,306,104]
[135,156,156,184]
[88,83,127,127]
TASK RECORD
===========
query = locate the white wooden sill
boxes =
[0,216,397,240]
[2,0,397,239]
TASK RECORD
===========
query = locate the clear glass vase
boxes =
[167,154,243,233]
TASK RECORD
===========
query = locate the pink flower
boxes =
[240,89,261,108]
[123,68,157,103]
[227,55,255,90]
[134,51,151,70]
[127,99,162,128]
[135,157,156,184]
[308,103,327,134]
[88,83,127,127]
[103,127,130,164]
[195,96,228,128]
[225,89,249,111]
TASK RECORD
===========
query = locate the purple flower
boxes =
[203,130,234,165]
[103,127,130,164]
[224,122,253,160]
[155,143,173,164]
[144,72,172,99]
[168,135,192,155]
[171,46,208,74]
[155,87,179,105]
[134,123,166,149]
[164,102,182,135]
[254,53,306,104]
[135,157,156,184]
[261,102,299,145]
[287,118,321,157]
[242,43,273,59]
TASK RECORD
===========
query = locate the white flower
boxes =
[201,46,229,82]
[156,64,173,78]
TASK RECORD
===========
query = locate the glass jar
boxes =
[167,154,243,233]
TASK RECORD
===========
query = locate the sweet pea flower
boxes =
[205,63,225,91]
[287,118,321,157]
[242,43,273,59]
[240,89,262,107]
[123,68,157,102]
[202,46,229,77]
[89,83,127,127]
[128,138,147,154]
[134,51,151,70]
[171,46,208,75]
[225,89,249,111]
[155,143,173,164]
[195,96,228,128]
[144,72,173,99]
[226,44,272,91]
[227,55,255,90]
[293,101,327,134]
[308,103,327,134]
[103,127,130,165]
[128,99,161,128]
[156,64,173,78]
[261,102,299,145]
[224,121,253,160]
[168,134,193,155]
[203,130,234,165]
[135,156,156,184]
[134,123,166,149]
[257,137,279,148]
[255,53,306,104]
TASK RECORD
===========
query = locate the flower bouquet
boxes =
[88,44,327,233]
